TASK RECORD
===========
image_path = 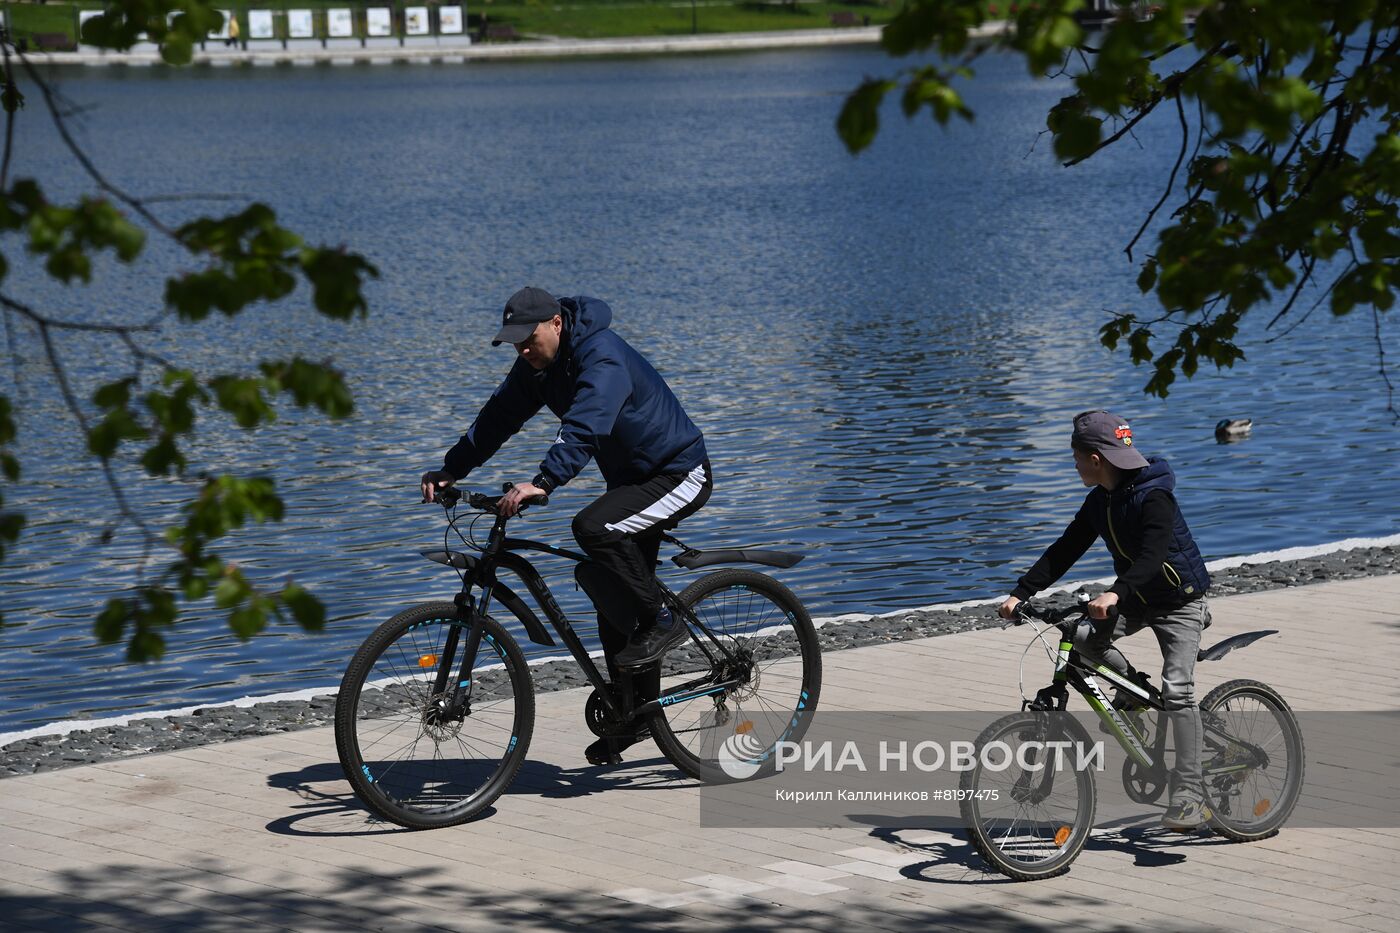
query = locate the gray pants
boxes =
[1073,599,1211,804]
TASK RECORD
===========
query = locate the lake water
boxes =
[2,47,1397,732]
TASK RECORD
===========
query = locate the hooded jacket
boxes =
[1013,458,1210,611]
[443,296,707,490]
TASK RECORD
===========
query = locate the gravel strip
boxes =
[4,544,1397,778]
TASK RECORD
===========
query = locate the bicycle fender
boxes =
[1197,629,1278,662]
[419,550,557,648]
[671,547,804,570]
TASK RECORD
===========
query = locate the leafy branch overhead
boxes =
[841,0,1400,404]
[0,0,378,659]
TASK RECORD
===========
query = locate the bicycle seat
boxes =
[671,547,803,570]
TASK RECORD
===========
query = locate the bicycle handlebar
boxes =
[433,484,549,515]
[1012,599,1116,628]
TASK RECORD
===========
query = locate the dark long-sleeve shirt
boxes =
[1011,488,1176,602]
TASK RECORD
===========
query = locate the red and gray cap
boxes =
[1072,409,1149,470]
[492,287,561,346]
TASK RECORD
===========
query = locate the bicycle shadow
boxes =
[843,814,1232,886]
[263,754,693,837]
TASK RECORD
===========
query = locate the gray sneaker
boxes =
[1161,797,1213,831]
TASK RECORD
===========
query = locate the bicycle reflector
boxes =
[418,654,438,669]
[1054,826,1071,847]
[735,720,754,735]
[1254,799,1271,817]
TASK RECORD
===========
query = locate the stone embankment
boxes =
[35,28,887,67]
[2,542,1395,777]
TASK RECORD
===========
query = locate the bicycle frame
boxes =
[1027,619,1273,781]
[423,511,749,727]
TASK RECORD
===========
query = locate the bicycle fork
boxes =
[418,590,486,727]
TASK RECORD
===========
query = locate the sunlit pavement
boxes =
[3,575,1398,932]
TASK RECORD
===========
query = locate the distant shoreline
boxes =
[32,27,889,66]
[3,534,1398,776]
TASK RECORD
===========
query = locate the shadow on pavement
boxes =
[0,856,1202,932]
[263,755,692,837]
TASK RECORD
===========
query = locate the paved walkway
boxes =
[35,28,886,67]
[3,576,1399,932]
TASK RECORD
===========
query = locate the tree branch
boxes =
[1126,92,1189,262]
[1,41,15,190]
[0,294,160,335]
[15,49,176,239]
[1063,42,1228,168]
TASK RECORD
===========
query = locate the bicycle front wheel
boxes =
[649,569,821,784]
[334,602,534,829]
[960,712,1097,881]
[1200,678,1304,841]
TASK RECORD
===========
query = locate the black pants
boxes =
[571,460,713,651]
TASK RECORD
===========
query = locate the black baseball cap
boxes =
[492,287,561,346]
[1071,409,1150,470]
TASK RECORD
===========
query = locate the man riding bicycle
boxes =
[420,287,712,764]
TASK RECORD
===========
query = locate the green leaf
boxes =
[229,603,270,639]
[0,510,24,542]
[95,598,131,645]
[87,408,150,459]
[210,375,277,429]
[260,358,354,418]
[299,248,378,320]
[127,630,166,662]
[1136,259,1158,293]
[838,80,897,154]
[140,435,187,476]
[1051,110,1102,162]
[281,583,327,632]
[214,572,248,609]
[162,32,195,67]
[94,378,136,411]
[2,81,25,115]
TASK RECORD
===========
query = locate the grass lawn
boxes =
[481,2,894,40]
[4,3,79,42]
[0,0,1055,45]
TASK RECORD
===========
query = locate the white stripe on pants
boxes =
[602,463,709,535]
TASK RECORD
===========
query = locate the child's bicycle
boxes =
[333,485,822,829]
[958,599,1304,880]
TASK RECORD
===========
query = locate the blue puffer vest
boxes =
[1084,458,1210,610]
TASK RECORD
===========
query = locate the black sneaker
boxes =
[615,608,687,669]
[1161,797,1212,831]
[585,727,651,766]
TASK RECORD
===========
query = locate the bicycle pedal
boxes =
[584,738,625,766]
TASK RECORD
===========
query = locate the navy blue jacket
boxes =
[443,296,707,490]
[1014,458,1210,611]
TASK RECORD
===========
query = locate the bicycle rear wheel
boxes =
[960,712,1097,881]
[334,602,534,829]
[1200,679,1304,841]
[648,569,821,783]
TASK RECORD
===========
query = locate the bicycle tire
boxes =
[1199,678,1304,842]
[335,602,535,829]
[959,712,1098,881]
[648,569,821,784]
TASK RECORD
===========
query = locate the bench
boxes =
[830,11,860,27]
[33,32,75,52]
[481,24,519,42]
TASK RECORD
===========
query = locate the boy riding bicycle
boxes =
[998,410,1213,830]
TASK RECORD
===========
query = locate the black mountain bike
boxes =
[959,599,1304,881]
[334,485,822,829]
